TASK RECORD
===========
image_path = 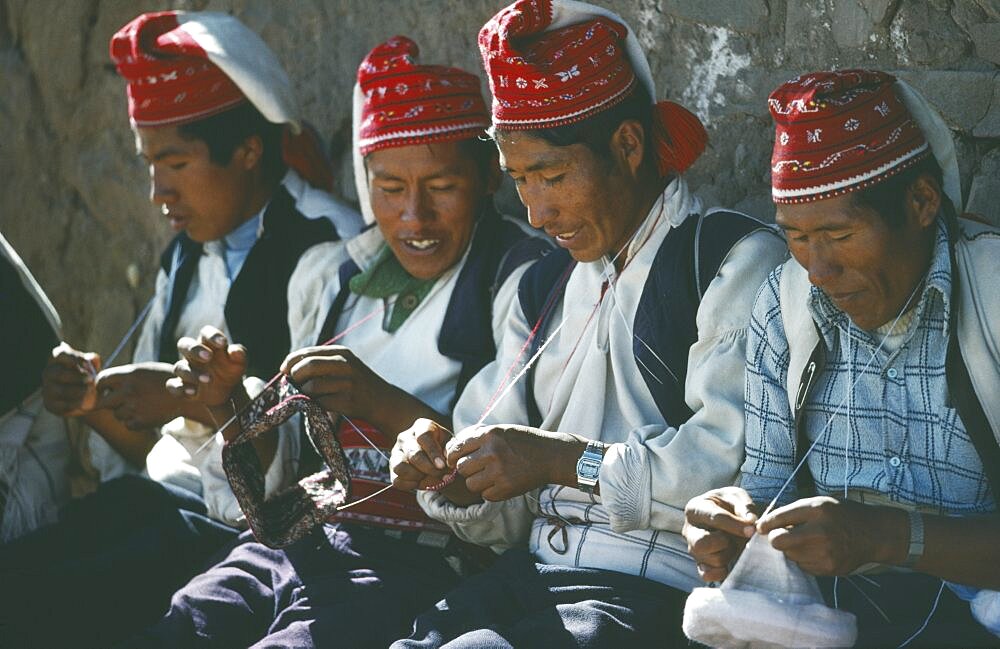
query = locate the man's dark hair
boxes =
[456,136,500,182]
[851,155,944,229]
[497,83,656,172]
[178,101,286,184]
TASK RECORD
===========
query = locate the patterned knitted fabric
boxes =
[222,377,350,548]
[356,36,489,156]
[768,69,929,204]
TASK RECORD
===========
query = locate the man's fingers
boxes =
[756,499,817,535]
[445,433,485,466]
[686,525,734,557]
[198,325,228,351]
[686,491,757,539]
[462,467,490,495]
[416,431,447,470]
[704,507,758,539]
[226,344,247,366]
[165,376,193,398]
[453,448,490,478]
[404,448,441,478]
[287,355,353,385]
[697,563,731,583]
[45,364,92,385]
[281,345,352,375]
[178,336,213,364]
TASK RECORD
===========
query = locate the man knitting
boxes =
[1,11,362,647]
[123,35,549,648]
[683,70,1000,647]
[389,0,786,645]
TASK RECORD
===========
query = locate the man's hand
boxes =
[756,496,905,576]
[390,418,453,491]
[95,362,180,430]
[167,326,248,408]
[445,425,587,502]
[281,345,401,429]
[683,487,759,582]
[42,342,101,416]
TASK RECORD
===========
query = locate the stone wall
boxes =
[1,0,998,355]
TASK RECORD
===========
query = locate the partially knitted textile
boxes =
[478,0,706,176]
[222,377,350,548]
[683,534,857,648]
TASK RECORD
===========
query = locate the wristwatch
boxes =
[576,440,607,494]
[902,509,925,568]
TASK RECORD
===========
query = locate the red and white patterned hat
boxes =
[110,11,299,130]
[356,36,490,156]
[478,0,707,176]
[768,70,932,204]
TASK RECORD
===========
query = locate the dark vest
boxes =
[316,213,551,407]
[1,251,59,414]
[158,185,339,378]
[519,210,773,428]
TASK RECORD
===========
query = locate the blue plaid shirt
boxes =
[740,219,994,515]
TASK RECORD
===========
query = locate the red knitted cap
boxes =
[478,0,706,175]
[110,12,246,127]
[357,36,490,156]
[769,69,930,204]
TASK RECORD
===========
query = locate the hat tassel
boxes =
[282,122,335,191]
[653,101,707,176]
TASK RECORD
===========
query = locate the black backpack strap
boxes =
[516,248,576,427]
[315,259,363,345]
[157,233,202,364]
[792,334,826,499]
[695,210,775,300]
[438,215,550,405]
[634,210,775,427]
[946,332,1000,507]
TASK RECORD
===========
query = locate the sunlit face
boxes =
[496,131,642,263]
[135,125,260,243]
[366,141,495,280]
[776,190,937,330]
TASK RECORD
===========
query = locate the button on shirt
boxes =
[741,219,994,516]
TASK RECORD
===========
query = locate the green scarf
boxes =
[348,245,437,333]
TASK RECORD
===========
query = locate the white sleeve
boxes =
[598,230,788,534]
[286,241,350,350]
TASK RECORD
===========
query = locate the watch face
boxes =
[577,458,601,480]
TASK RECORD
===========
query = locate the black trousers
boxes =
[0,475,237,649]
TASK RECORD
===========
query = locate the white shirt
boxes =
[418,178,788,592]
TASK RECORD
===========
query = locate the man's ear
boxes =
[609,119,645,179]
[906,173,942,229]
[236,135,264,171]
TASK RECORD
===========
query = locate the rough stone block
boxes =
[831,0,887,49]
[966,148,1000,227]
[658,0,769,33]
[969,22,1000,65]
[895,70,995,131]
[974,80,1000,138]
